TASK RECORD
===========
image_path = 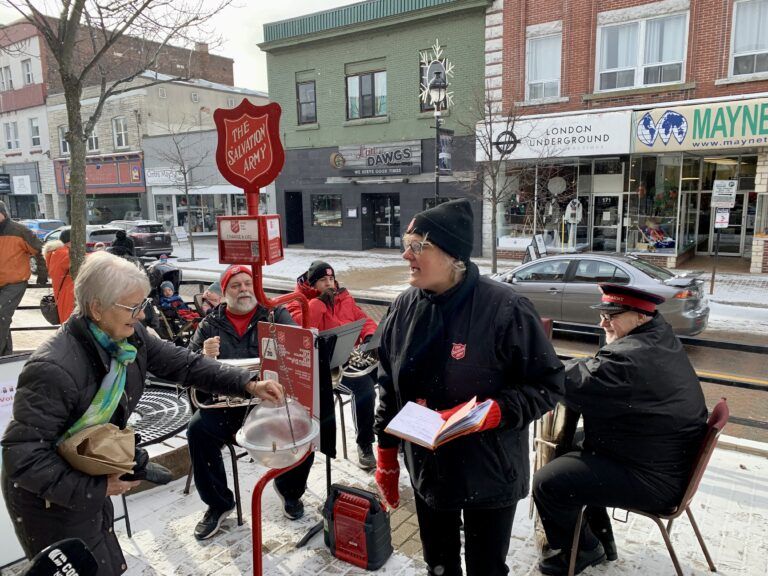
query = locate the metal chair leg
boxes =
[650,515,684,576]
[121,493,132,538]
[183,463,193,495]
[686,507,717,572]
[334,391,348,460]
[567,506,586,576]
[226,443,244,526]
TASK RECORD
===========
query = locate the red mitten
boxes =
[478,400,502,431]
[374,446,400,508]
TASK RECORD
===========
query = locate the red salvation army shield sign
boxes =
[214,100,285,191]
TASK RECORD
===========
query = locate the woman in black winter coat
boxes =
[373,199,564,576]
[109,229,135,256]
[1,252,283,575]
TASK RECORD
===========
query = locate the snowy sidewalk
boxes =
[117,435,768,576]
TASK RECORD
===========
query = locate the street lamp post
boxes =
[428,70,447,200]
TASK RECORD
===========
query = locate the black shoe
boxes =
[538,542,606,576]
[357,443,376,471]
[274,488,305,520]
[194,504,236,540]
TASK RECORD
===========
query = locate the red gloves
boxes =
[374,446,400,508]
[439,399,502,432]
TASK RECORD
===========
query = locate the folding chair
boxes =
[567,398,729,576]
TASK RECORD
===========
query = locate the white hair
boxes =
[74,251,150,317]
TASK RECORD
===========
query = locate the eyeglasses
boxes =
[113,297,152,318]
[401,240,433,255]
[599,311,625,322]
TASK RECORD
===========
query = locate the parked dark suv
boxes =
[109,220,173,257]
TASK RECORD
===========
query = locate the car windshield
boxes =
[133,224,165,234]
[626,258,675,281]
[39,221,65,230]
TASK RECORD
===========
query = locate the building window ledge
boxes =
[515,96,569,107]
[4,151,21,157]
[583,82,695,101]
[715,73,768,86]
[296,122,320,131]
[343,116,389,127]
[29,148,43,155]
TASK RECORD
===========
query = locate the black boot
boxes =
[538,542,606,576]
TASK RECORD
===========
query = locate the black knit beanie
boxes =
[59,228,71,244]
[306,260,335,286]
[406,198,473,261]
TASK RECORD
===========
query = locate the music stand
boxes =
[295,319,364,548]
[359,318,384,353]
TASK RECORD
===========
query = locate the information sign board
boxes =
[711,180,737,208]
[260,214,284,264]
[714,208,730,229]
[217,216,262,264]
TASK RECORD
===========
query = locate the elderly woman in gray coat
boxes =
[1,252,282,575]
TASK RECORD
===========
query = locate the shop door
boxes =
[284,192,304,245]
[708,192,750,256]
[371,195,400,248]
[591,194,622,252]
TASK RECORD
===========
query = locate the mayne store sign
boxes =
[632,97,768,152]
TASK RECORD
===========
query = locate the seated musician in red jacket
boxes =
[286,260,378,470]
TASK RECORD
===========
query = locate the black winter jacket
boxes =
[374,264,564,509]
[564,313,707,499]
[1,314,254,574]
[188,302,295,359]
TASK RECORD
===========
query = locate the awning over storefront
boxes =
[149,184,245,196]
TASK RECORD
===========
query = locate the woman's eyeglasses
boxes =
[401,240,433,255]
[113,298,152,318]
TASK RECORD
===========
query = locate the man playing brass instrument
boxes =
[187,265,302,540]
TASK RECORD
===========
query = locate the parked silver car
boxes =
[490,254,709,335]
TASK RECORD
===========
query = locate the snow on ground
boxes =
[707,302,768,334]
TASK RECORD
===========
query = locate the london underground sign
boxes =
[214,99,285,192]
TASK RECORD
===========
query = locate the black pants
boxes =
[338,372,376,447]
[0,281,27,356]
[414,492,516,576]
[187,407,314,510]
[532,451,680,552]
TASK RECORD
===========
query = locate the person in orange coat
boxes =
[286,261,379,470]
[43,228,75,323]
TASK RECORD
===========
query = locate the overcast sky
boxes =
[0,1,358,93]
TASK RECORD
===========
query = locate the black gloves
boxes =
[120,445,173,485]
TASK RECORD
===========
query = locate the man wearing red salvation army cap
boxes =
[532,283,707,575]
[186,264,304,540]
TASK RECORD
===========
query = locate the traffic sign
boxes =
[711,180,737,208]
[494,130,520,156]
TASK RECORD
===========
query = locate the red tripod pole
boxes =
[252,449,314,575]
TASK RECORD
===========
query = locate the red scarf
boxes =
[225,307,256,338]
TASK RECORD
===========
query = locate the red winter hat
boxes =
[220,264,252,292]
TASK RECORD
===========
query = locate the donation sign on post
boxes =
[260,214,284,264]
[258,323,319,417]
[217,216,262,264]
[714,208,730,229]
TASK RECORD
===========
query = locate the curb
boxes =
[717,434,768,458]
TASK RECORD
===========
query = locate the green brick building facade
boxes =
[260,0,491,252]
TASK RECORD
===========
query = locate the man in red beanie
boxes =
[533,284,707,575]
[285,260,379,470]
[186,265,307,540]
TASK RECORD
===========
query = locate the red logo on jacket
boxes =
[451,343,466,360]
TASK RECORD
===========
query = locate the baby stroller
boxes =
[144,260,200,346]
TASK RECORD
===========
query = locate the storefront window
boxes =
[155,195,174,231]
[311,194,342,227]
[627,155,680,254]
[232,193,269,215]
[85,195,140,224]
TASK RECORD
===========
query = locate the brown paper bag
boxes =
[57,424,136,476]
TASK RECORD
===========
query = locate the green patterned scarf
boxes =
[61,320,138,440]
